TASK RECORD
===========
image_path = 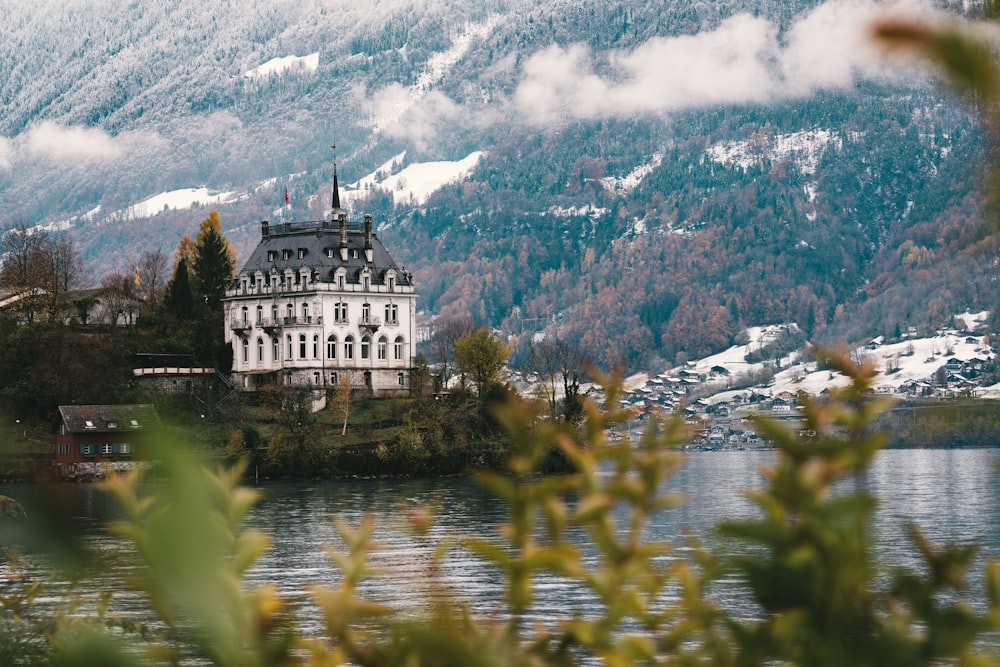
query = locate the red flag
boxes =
[284,187,289,206]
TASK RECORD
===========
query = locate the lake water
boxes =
[4,447,1000,639]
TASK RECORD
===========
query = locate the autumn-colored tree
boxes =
[455,327,510,400]
[330,372,356,436]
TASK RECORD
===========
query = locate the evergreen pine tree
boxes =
[192,211,235,311]
[190,212,235,367]
[164,257,194,320]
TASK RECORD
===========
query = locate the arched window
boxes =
[302,302,309,322]
[271,304,279,322]
[299,334,307,359]
[256,305,263,324]
[327,334,337,359]
[377,336,387,360]
[241,306,249,325]
[361,335,371,360]
[312,334,319,359]
[286,303,294,323]
[257,337,264,362]
[344,335,354,360]
[242,338,249,363]
[394,336,404,360]
[273,337,279,361]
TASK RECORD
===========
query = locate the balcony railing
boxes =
[282,315,322,326]
[358,316,382,332]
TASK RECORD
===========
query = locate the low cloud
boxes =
[380,90,464,152]
[23,121,125,162]
[0,137,10,170]
[513,0,941,125]
[0,122,168,171]
[360,0,943,145]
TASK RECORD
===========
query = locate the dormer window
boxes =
[130,419,140,428]
[267,250,276,262]
[282,249,291,260]
[297,248,307,259]
[352,249,359,259]
[84,420,95,429]
[107,421,118,429]
[325,248,334,258]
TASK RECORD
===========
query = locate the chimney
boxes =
[364,214,373,263]
[261,220,270,237]
[339,213,348,261]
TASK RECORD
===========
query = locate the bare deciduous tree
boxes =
[429,316,476,389]
[99,270,140,327]
[136,248,169,315]
[1,225,85,322]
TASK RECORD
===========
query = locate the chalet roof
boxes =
[58,404,159,433]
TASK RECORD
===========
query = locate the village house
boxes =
[54,404,159,479]
[222,166,417,395]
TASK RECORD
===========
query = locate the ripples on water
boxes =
[3,448,999,638]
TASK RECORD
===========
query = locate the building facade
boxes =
[54,404,159,478]
[223,175,417,395]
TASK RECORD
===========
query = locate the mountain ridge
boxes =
[1,0,994,372]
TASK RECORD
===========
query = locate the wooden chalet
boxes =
[55,405,159,475]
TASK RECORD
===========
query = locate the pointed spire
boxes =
[330,143,341,215]
[332,163,341,211]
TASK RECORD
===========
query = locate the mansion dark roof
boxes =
[235,217,413,288]
[57,404,159,434]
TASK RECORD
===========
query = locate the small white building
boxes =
[223,169,417,395]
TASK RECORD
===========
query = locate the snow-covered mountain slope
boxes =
[1,0,993,372]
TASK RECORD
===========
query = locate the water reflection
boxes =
[2,448,999,633]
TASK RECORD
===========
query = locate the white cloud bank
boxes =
[0,120,167,169]
[0,137,11,170]
[24,120,125,162]
[514,0,940,125]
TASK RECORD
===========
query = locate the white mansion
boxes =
[223,174,417,395]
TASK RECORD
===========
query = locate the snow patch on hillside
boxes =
[128,187,236,219]
[548,205,608,218]
[601,154,664,194]
[706,128,841,176]
[244,53,319,80]
[344,151,485,207]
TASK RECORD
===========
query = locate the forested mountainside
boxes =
[0,0,995,371]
